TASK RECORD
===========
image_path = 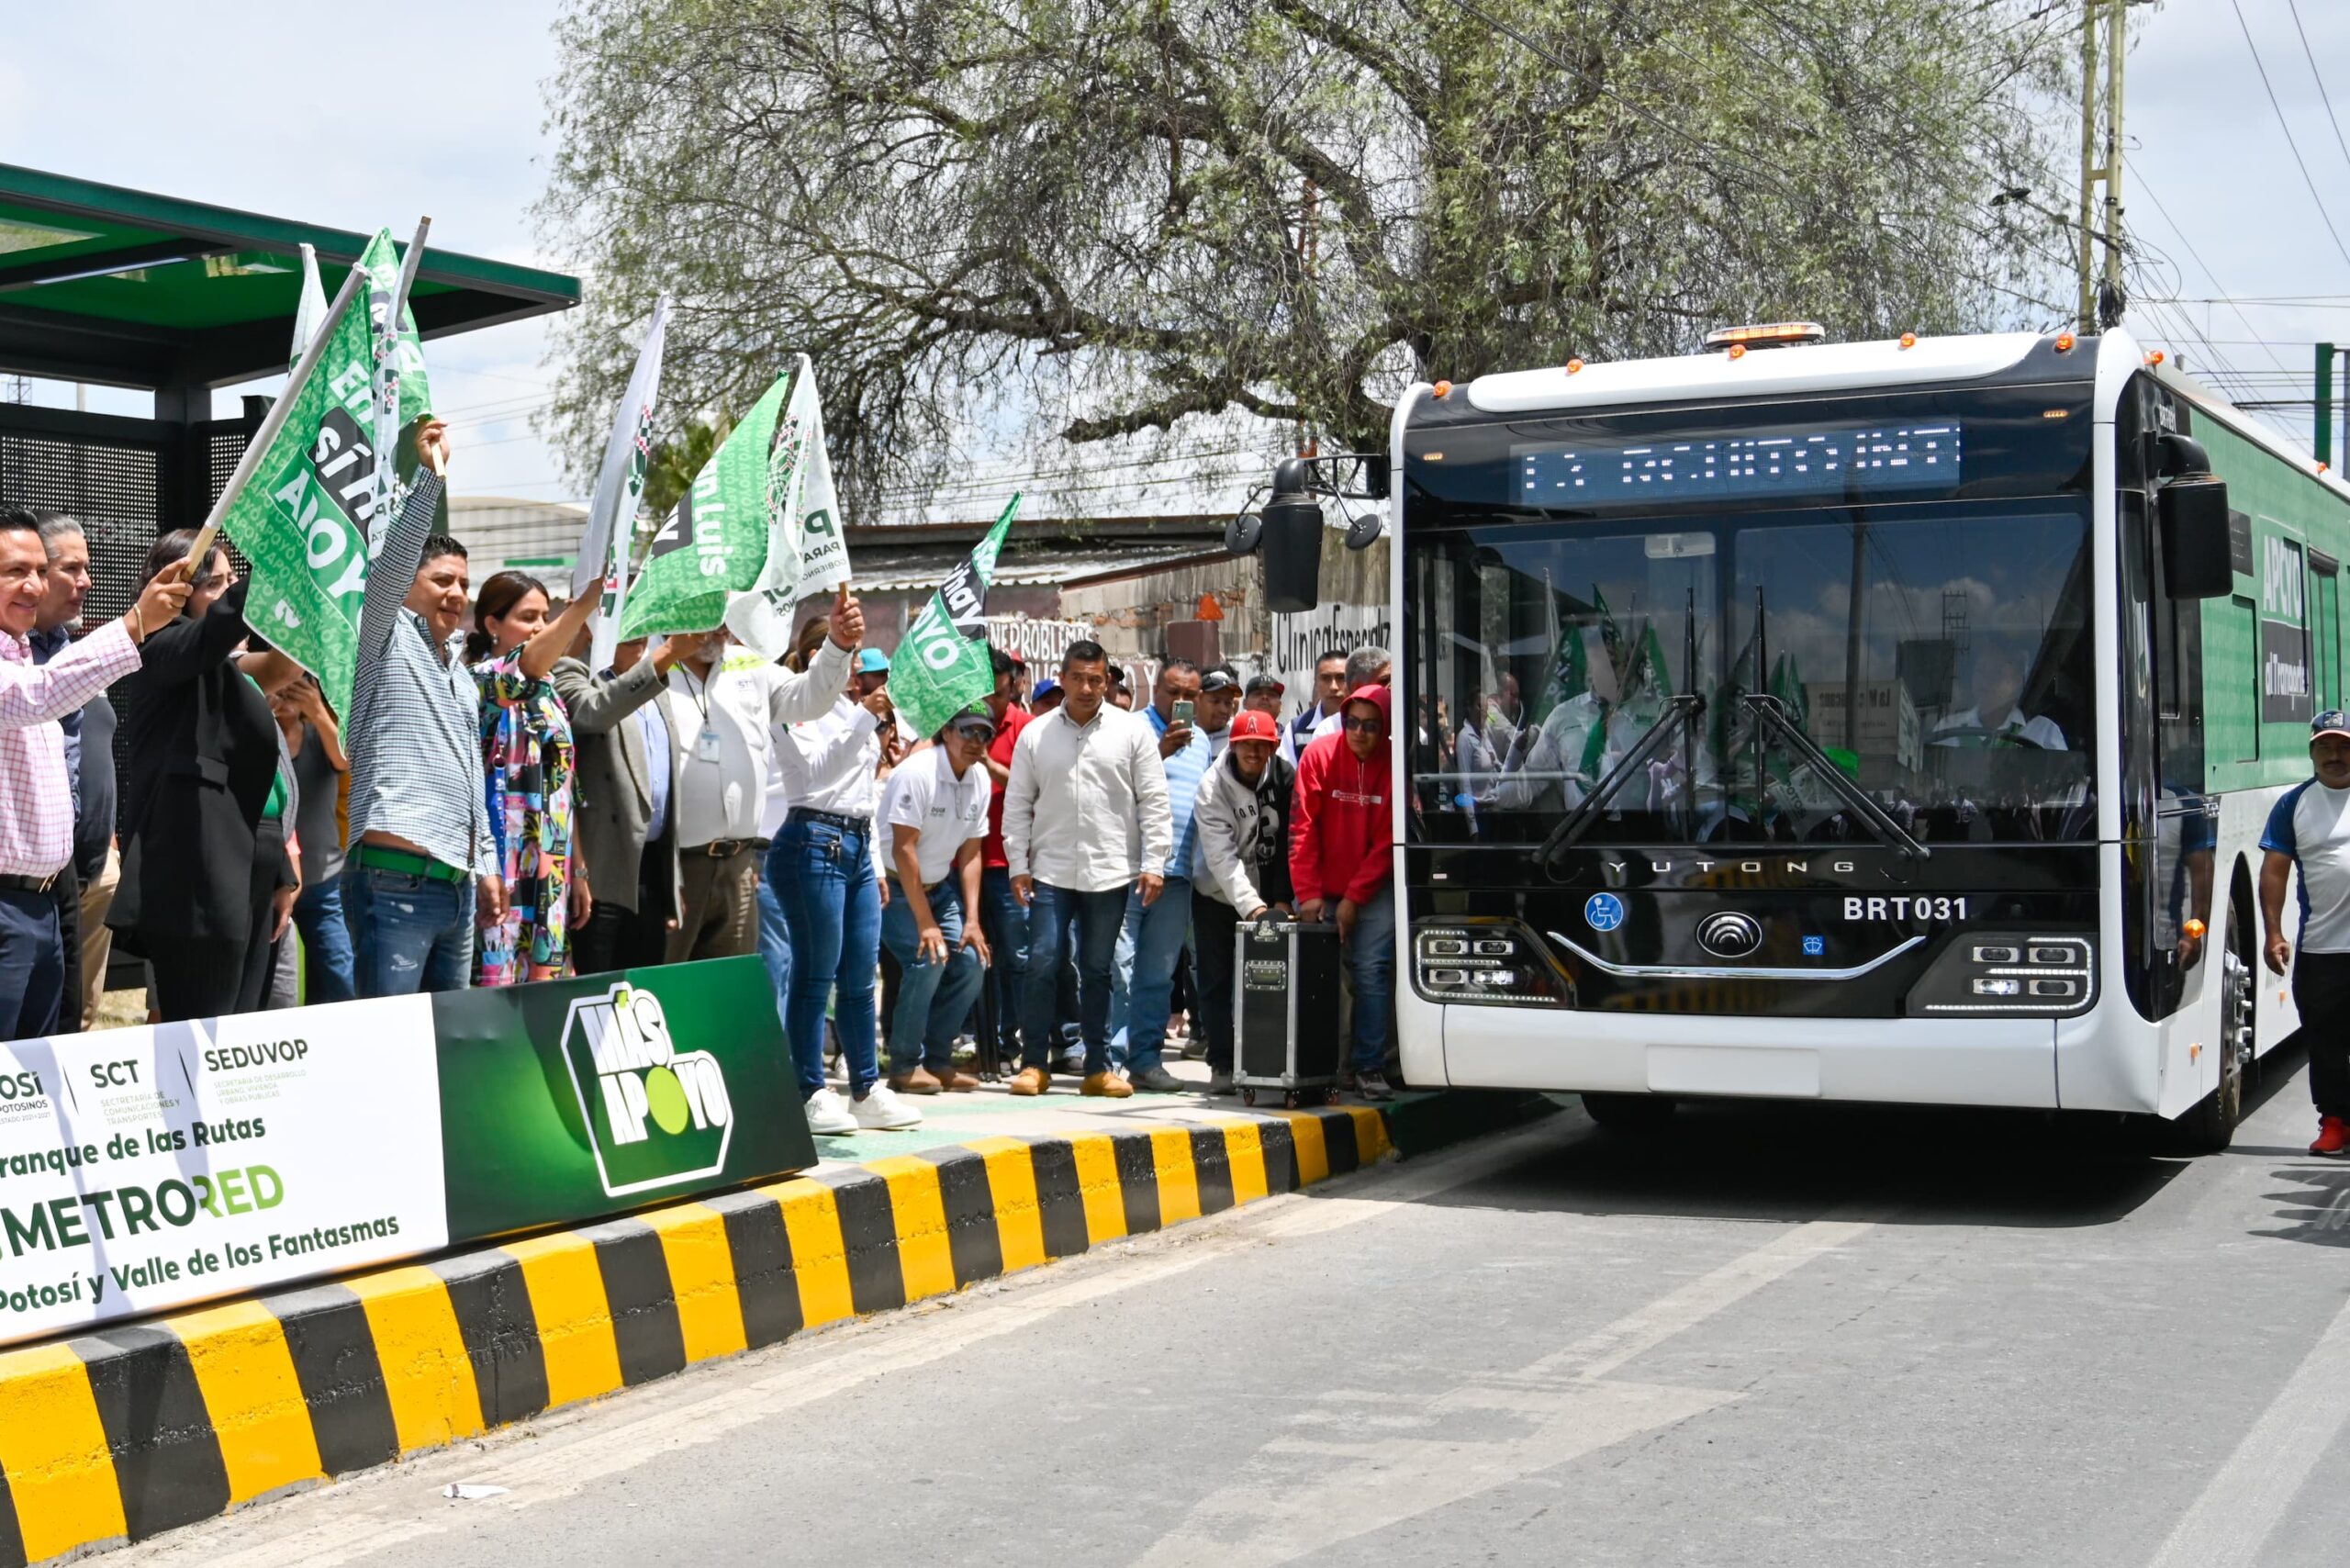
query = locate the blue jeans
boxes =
[755,873,792,1031]
[879,878,986,1074]
[1021,883,1126,1074]
[1116,876,1192,1075]
[1343,882,1397,1072]
[0,887,62,1040]
[979,867,1029,1062]
[772,819,880,1098]
[294,877,356,1004]
[343,866,475,997]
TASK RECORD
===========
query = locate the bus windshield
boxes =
[1408,500,2096,846]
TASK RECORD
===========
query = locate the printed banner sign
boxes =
[0,996,444,1343]
[431,957,812,1238]
[0,958,811,1347]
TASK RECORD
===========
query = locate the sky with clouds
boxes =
[4,1,2348,499]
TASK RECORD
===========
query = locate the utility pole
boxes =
[2076,0,2128,333]
[2321,342,2339,469]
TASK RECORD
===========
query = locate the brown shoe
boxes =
[889,1068,944,1095]
[1008,1066,1051,1097]
[935,1067,981,1092]
[1080,1071,1135,1100]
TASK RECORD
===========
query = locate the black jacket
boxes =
[109,579,293,943]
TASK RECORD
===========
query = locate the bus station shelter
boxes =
[0,162,577,622]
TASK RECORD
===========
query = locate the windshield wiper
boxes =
[1536,692,1707,871]
[1740,692,1930,861]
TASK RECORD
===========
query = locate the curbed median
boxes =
[0,1096,1531,1566]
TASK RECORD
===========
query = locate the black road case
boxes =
[1233,919,1344,1107]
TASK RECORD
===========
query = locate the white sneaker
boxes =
[852,1083,923,1130]
[802,1087,857,1137]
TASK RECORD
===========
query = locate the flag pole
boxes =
[181,262,368,577]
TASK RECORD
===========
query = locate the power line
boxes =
[2229,0,2350,274]
[2123,156,2300,382]
[2285,0,2350,180]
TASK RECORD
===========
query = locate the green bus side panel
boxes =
[2198,411,2350,794]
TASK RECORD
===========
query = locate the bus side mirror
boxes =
[2159,475,2232,599]
[1261,491,1326,614]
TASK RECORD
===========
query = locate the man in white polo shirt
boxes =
[878,704,996,1092]
[2261,709,2350,1155]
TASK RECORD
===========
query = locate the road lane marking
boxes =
[1131,1212,1879,1568]
[2147,1288,2350,1568]
[119,1120,1572,1568]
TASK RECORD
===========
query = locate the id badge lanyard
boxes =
[684,667,721,760]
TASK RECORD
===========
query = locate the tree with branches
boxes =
[540,0,2074,508]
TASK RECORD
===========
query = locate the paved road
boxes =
[121,1053,2350,1568]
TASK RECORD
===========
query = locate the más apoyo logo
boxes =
[561,981,733,1198]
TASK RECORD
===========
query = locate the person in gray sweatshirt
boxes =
[1190,708,1296,1093]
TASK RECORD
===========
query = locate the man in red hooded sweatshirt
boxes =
[1290,682,1397,1100]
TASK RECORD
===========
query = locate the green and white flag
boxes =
[352,228,442,551]
[888,495,1021,740]
[211,268,382,718]
[724,355,852,658]
[577,296,669,668]
[620,368,792,641]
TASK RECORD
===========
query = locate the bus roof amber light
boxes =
[1432,379,1452,399]
[1567,358,1584,374]
[1728,343,1748,361]
[1899,331,1918,349]
[2144,349,2165,366]
[2054,331,2076,353]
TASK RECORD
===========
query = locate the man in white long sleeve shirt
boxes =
[771,645,922,1135]
[1002,639,1172,1099]
[657,588,860,964]
[0,512,189,1037]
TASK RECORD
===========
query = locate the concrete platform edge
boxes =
[0,1095,1543,1565]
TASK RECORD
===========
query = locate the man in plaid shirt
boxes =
[0,511,191,1039]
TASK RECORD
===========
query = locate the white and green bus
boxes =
[1255,323,2345,1148]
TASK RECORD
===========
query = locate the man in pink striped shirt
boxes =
[0,513,189,1040]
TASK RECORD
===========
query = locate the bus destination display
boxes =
[1518,422,1963,508]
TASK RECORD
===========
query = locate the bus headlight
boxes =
[1906,934,2095,1016]
[1413,920,1574,1007]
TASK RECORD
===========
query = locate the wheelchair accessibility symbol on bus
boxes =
[1584,892,1626,933]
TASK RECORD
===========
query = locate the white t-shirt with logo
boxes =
[2263,779,2350,952]
[881,745,991,887]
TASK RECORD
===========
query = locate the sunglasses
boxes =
[1342,714,1383,734]
[952,722,995,741]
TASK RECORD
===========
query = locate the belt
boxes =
[687,837,760,858]
[790,809,873,834]
[351,844,469,883]
[0,871,60,894]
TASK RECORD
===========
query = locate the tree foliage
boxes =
[540,0,2072,507]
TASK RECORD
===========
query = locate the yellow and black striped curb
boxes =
[0,1105,1393,1566]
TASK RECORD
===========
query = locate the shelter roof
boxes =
[0,163,577,389]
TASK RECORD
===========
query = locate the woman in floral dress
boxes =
[467,572,600,985]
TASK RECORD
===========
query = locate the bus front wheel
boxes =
[1580,1092,1678,1135]
[2173,925,2255,1155]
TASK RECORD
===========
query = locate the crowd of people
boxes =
[0,420,1403,1135]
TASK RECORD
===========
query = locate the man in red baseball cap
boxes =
[1190,707,1296,1092]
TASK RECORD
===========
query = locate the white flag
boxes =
[723,354,854,658]
[288,243,330,368]
[578,296,670,668]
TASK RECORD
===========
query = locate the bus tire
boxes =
[1580,1092,1677,1134]
[2173,922,2255,1155]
